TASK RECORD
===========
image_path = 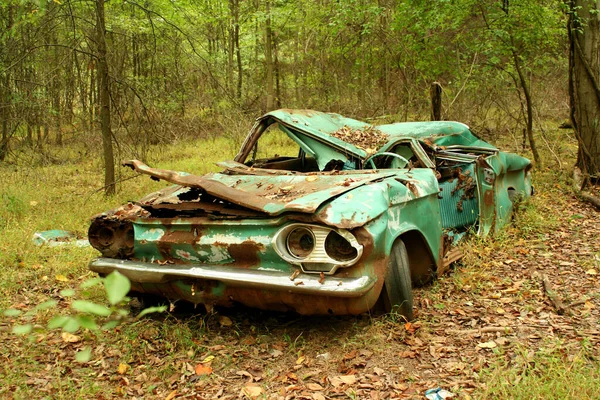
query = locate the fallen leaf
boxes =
[241,384,264,398]
[343,350,357,360]
[398,350,416,358]
[584,301,596,309]
[585,268,597,275]
[306,382,323,391]
[559,261,575,266]
[61,332,81,343]
[55,274,69,282]
[338,375,356,385]
[201,355,215,363]
[165,390,177,400]
[296,356,305,365]
[237,370,253,379]
[270,349,283,358]
[285,372,298,382]
[329,376,343,388]
[117,363,129,374]
[477,341,497,349]
[195,364,213,376]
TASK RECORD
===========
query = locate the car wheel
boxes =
[380,239,414,320]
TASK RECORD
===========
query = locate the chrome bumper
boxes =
[89,258,375,298]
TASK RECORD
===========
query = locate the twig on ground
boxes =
[541,274,571,316]
[448,326,514,335]
[568,299,588,307]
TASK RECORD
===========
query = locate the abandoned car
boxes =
[88,109,532,319]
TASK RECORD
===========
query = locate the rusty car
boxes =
[88,109,533,319]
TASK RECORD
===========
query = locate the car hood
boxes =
[124,160,399,216]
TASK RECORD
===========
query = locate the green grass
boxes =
[480,346,600,399]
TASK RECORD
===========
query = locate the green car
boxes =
[88,109,532,319]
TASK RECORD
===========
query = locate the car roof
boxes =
[262,109,496,151]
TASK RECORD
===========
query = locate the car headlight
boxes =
[273,223,363,274]
[325,231,358,261]
[88,217,134,258]
[286,227,315,259]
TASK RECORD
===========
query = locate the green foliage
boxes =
[4,271,166,342]
[104,271,131,305]
[0,192,26,228]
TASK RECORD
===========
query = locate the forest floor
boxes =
[0,132,599,399]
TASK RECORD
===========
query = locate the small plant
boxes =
[2,271,166,362]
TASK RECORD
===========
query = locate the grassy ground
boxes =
[0,123,598,399]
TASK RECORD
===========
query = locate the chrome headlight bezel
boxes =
[272,223,363,275]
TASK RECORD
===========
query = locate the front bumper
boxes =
[89,258,376,298]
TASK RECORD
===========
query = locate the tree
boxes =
[568,0,600,182]
[95,0,115,195]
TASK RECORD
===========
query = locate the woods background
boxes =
[0,0,575,184]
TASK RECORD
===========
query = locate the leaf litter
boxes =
[330,125,389,155]
[0,189,598,399]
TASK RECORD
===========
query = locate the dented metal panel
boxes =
[125,159,399,216]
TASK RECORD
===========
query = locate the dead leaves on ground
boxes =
[1,190,598,399]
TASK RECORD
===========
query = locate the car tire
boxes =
[380,239,414,320]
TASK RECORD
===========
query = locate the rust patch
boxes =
[397,179,419,197]
[484,190,494,206]
[161,230,198,245]
[156,242,178,264]
[227,240,265,268]
[88,216,135,258]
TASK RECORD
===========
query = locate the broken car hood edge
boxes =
[124,160,398,216]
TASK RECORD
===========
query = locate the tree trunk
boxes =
[513,50,541,167]
[0,75,8,160]
[264,0,274,111]
[273,30,281,108]
[233,0,242,100]
[430,82,442,121]
[227,0,234,95]
[95,0,116,195]
[569,0,600,181]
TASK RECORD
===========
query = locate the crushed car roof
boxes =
[261,109,497,152]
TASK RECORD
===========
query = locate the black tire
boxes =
[380,239,414,320]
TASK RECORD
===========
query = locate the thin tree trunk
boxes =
[95,0,116,195]
[430,82,442,121]
[233,0,242,100]
[53,47,62,145]
[0,74,9,160]
[273,30,281,108]
[227,0,234,95]
[264,0,274,111]
[513,51,541,167]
